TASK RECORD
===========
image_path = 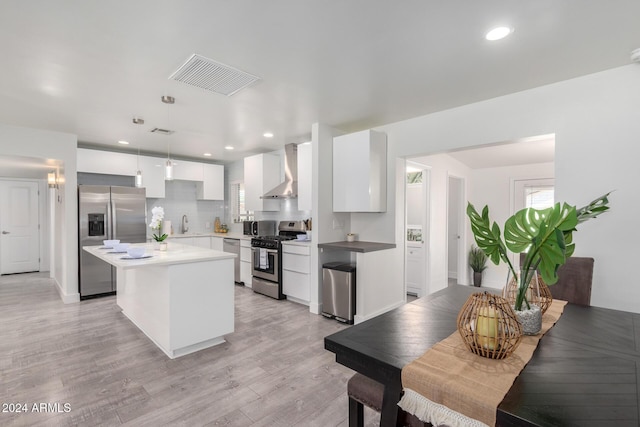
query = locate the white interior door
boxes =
[0,180,40,274]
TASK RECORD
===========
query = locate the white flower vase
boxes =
[158,242,168,251]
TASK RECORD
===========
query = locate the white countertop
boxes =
[163,232,249,240]
[84,242,236,270]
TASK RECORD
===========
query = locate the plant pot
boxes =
[158,242,168,251]
[514,304,542,335]
[473,271,483,287]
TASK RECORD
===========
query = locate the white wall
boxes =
[0,124,78,302]
[468,162,555,289]
[352,64,639,313]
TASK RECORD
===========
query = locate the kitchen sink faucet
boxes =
[182,215,189,233]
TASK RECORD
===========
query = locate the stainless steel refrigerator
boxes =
[78,185,147,299]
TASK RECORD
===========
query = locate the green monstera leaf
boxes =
[467,192,610,311]
[504,203,577,285]
[467,203,511,268]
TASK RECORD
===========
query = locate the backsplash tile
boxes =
[147,180,225,236]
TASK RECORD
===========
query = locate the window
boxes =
[407,171,423,184]
[513,178,555,213]
[230,181,252,223]
[525,185,554,209]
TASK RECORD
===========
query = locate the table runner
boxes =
[398,299,567,427]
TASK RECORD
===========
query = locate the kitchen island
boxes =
[83,242,236,359]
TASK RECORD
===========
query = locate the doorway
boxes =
[0,179,40,274]
[405,162,430,297]
[447,175,465,286]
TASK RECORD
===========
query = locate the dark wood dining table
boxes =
[324,285,640,426]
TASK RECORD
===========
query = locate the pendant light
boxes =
[133,117,144,188]
[162,95,175,181]
[165,151,174,181]
[135,149,143,187]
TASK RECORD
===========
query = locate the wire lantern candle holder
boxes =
[457,292,523,359]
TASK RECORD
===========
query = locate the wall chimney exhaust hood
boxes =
[261,143,298,199]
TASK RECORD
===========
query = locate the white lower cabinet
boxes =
[178,237,194,247]
[211,236,224,251]
[240,239,252,288]
[406,242,425,297]
[191,236,211,249]
[282,243,310,304]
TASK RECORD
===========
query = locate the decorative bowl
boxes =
[103,239,120,247]
[113,243,130,252]
[126,247,146,258]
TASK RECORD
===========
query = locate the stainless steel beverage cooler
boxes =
[322,262,356,324]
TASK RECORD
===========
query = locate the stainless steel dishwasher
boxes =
[223,238,242,285]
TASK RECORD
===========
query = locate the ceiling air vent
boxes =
[169,54,261,96]
[150,128,175,135]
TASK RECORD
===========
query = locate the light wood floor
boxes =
[0,272,382,426]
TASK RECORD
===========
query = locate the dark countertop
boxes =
[317,241,396,253]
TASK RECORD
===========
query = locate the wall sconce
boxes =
[48,171,57,188]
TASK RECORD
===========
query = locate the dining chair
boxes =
[548,256,594,306]
[519,254,594,306]
[347,373,431,427]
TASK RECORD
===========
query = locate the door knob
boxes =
[2,231,9,234]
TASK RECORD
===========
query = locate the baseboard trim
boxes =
[54,279,80,304]
[354,300,404,325]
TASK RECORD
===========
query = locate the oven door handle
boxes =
[252,247,278,254]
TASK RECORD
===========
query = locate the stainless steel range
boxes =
[251,220,306,299]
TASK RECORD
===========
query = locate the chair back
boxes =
[518,254,594,306]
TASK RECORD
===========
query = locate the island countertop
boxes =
[83,242,236,270]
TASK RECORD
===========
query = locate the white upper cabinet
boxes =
[297,142,312,212]
[172,160,204,181]
[333,130,387,212]
[77,148,137,176]
[197,164,224,200]
[138,155,166,198]
[77,149,226,201]
[244,153,280,212]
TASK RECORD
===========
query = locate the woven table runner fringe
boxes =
[399,388,489,427]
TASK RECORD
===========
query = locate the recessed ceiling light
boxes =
[118,140,130,145]
[485,26,512,41]
[263,132,274,138]
[225,146,234,150]
[203,153,212,157]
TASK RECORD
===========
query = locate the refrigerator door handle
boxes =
[106,202,112,239]
[111,200,117,239]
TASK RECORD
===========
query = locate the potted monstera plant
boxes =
[467,192,610,334]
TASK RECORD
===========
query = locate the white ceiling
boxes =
[1,1,639,164]
[445,135,555,169]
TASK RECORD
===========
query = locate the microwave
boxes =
[243,220,276,236]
